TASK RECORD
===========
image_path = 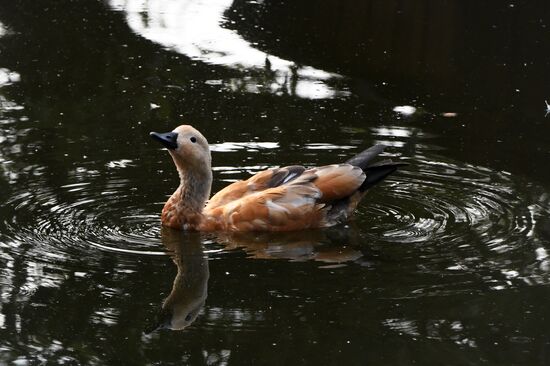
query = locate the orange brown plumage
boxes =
[150,125,406,232]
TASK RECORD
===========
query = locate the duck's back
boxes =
[200,145,406,232]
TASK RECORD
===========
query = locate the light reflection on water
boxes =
[108,0,349,99]
[210,141,279,152]
[2,1,550,363]
[0,68,20,88]
[0,69,23,120]
[1,114,550,361]
[0,38,548,356]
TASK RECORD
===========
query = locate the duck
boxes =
[150,125,406,232]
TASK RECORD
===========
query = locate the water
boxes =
[1,0,550,364]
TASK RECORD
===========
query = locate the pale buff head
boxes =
[150,125,211,172]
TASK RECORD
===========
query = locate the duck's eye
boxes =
[190,137,197,143]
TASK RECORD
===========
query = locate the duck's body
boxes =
[151,125,406,232]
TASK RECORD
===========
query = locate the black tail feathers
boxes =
[345,144,386,170]
[360,162,408,190]
[346,145,408,191]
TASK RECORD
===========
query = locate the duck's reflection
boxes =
[215,229,364,264]
[149,227,366,332]
[149,228,209,332]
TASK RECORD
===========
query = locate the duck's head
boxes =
[150,125,211,171]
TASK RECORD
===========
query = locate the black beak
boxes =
[150,131,178,150]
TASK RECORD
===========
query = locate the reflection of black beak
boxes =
[144,321,162,334]
[150,131,178,150]
[144,308,173,334]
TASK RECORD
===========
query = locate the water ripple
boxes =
[357,153,550,293]
[1,145,550,292]
[1,172,165,265]
[363,157,531,246]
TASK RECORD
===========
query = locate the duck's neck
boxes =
[162,164,212,230]
[177,166,212,210]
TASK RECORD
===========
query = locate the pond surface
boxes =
[1,0,550,364]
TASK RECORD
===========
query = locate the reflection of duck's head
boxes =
[153,290,203,331]
[147,228,209,332]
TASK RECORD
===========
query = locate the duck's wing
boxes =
[203,164,368,231]
[204,175,322,231]
[206,164,366,209]
[205,165,306,210]
[307,164,365,202]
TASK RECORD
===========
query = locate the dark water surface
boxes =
[1,0,550,364]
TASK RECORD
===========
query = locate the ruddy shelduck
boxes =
[150,125,406,231]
